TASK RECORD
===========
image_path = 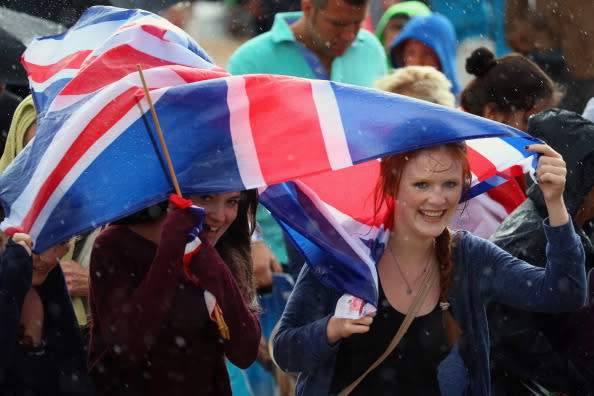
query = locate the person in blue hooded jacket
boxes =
[389,13,460,96]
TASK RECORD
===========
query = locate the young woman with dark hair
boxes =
[272,142,586,395]
[460,47,560,132]
[453,47,561,239]
[88,191,261,396]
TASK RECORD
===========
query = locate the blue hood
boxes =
[389,13,459,95]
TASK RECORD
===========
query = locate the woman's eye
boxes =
[227,199,239,206]
[444,181,459,189]
[413,182,427,189]
[198,195,212,202]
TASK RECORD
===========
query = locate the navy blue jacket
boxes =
[0,240,87,395]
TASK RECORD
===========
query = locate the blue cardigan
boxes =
[273,221,586,395]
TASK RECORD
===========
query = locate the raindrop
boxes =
[175,336,187,347]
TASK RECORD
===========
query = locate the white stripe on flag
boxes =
[93,25,213,70]
[203,290,217,316]
[311,81,353,170]
[466,138,524,171]
[28,69,78,94]
[227,77,266,189]
[46,66,187,113]
[23,19,125,65]
[184,238,202,255]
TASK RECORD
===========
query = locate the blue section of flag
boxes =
[261,182,379,304]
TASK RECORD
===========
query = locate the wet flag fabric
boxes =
[0,6,540,308]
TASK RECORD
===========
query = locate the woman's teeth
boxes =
[420,210,443,218]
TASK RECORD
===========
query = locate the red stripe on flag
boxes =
[22,50,93,83]
[299,161,391,227]
[140,24,169,40]
[61,45,183,95]
[244,76,332,185]
[467,145,497,182]
[19,86,141,232]
[486,164,527,214]
[59,46,225,96]
[487,179,526,214]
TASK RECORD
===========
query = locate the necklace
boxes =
[387,242,434,295]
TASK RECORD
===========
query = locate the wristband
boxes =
[169,193,193,209]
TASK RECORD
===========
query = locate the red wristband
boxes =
[169,193,193,209]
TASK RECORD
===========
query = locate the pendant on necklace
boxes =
[406,288,412,295]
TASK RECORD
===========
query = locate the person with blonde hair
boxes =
[375,65,455,107]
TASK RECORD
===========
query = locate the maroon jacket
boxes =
[88,209,260,395]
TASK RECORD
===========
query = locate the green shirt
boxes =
[228,11,387,88]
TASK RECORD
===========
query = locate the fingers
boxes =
[536,161,567,181]
[343,315,374,336]
[536,172,566,186]
[60,260,86,275]
[12,232,33,247]
[15,240,33,256]
[525,143,562,159]
[327,313,375,344]
[59,260,90,297]
[352,313,374,326]
[528,144,567,186]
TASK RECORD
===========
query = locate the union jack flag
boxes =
[0,6,540,309]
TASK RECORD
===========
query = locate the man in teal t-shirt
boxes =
[228,0,387,279]
[227,0,387,87]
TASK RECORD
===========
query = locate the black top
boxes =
[330,279,449,395]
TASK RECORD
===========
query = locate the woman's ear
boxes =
[482,102,503,122]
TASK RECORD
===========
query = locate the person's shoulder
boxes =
[228,32,285,73]
[453,229,482,245]
[452,229,499,261]
[357,28,382,42]
[349,29,387,67]
[230,32,278,59]
[355,29,384,51]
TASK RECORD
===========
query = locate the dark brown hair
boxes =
[215,189,259,308]
[375,143,471,346]
[461,47,560,116]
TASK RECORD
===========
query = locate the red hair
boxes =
[375,143,471,346]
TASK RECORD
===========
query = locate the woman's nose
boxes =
[207,204,225,222]
[428,189,447,205]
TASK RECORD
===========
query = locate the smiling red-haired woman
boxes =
[272,142,586,396]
